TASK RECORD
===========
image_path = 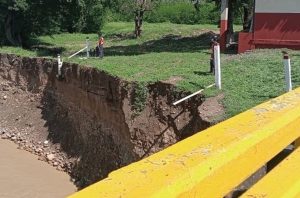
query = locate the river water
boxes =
[0,139,76,198]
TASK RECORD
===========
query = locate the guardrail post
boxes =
[295,138,300,148]
[86,37,90,58]
[214,43,221,89]
[283,53,292,92]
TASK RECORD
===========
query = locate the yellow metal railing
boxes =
[241,147,300,198]
[69,87,300,198]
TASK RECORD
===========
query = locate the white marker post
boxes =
[86,37,90,58]
[283,53,292,92]
[214,43,221,89]
[57,54,63,77]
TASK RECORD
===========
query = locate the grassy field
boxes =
[1,22,300,119]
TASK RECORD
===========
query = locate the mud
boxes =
[0,53,219,187]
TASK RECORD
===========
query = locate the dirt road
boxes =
[0,139,76,198]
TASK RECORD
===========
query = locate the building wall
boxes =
[254,0,300,46]
[254,13,300,44]
[256,0,300,13]
[238,0,300,53]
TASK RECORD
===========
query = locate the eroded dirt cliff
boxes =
[0,53,211,187]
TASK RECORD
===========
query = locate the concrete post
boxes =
[283,53,292,92]
[214,44,221,89]
[57,54,63,77]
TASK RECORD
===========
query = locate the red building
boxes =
[220,0,300,53]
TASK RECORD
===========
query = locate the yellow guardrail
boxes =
[241,147,300,198]
[69,87,300,198]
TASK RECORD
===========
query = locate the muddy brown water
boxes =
[0,139,76,198]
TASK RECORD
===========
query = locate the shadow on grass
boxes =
[194,71,212,76]
[28,37,66,57]
[106,32,136,41]
[105,32,215,56]
[251,94,278,99]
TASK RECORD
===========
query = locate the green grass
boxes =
[36,22,219,53]
[0,46,37,57]
[220,49,300,117]
[1,22,299,119]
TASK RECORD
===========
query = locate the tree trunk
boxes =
[134,10,144,38]
[4,11,21,46]
[243,6,249,31]
[134,11,139,38]
[193,0,200,12]
[243,2,254,32]
[242,3,255,32]
[138,10,144,37]
[227,0,234,43]
[134,0,148,38]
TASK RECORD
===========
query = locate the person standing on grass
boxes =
[210,36,218,74]
[98,35,104,58]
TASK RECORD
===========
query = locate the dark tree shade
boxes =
[0,0,108,46]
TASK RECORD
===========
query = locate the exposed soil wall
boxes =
[0,53,209,187]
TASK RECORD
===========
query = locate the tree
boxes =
[210,0,254,39]
[79,0,107,34]
[0,0,62,46]
[0,0,110,46]
[0,0,29,46]
[59,0,86,33]
[191,0,201,12]
[240,0,254,31]
[119,0,161,37]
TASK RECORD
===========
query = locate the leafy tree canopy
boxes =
[0,0,109,46]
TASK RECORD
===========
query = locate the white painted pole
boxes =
[57,54,63,77]
[283,53,292,92]
[220,0,228,51]
[214,44,221,89]
[173,83,215,106]
[86,37,90,58]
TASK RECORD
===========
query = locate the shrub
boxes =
[144,2,219,24]
[106,1,219,25]
[132,82,148,115]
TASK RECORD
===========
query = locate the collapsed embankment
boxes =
[0,53,211,187]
